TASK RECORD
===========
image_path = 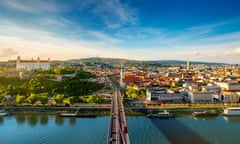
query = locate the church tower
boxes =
[186,60,191,71]
[120,66,126,88]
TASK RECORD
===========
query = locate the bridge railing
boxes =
[107,96,114,144]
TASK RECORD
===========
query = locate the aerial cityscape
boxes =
[0,0,240,144]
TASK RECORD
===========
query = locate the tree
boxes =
[0,94,4,103]
[39,93,48,105]
[87,95,103,104]
[63,98,70,105]
[125,88,138,99]
[69,96,78,104]
[139,89,146,100]
[130,93,138,99]
[16,95,25,104]
[6,85,18,95]
[55,94,64,104]
[28,77,44,94]
[169,85,179,91]
[26,93,38,104]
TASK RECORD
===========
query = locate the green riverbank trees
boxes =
[0,69,104,105]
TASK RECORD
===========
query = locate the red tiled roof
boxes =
[123,75,140,83]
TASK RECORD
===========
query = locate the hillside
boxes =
[66,57,227,66]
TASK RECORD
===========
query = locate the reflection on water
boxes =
[55,116,64,125]
[27,115,38,126]
[69,117,76,125]
[150,118,209,144]
[192,116,217,121]
[13,115,77,126]
[40,115,48,125]
[0,115,108,144]
[223,116,240,122]
[1,115,240,144]
[0,117,3,124]
[16,115,26,124]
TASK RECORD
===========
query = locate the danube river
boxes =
[1,115,240,144]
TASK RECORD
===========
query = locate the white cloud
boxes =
[37,17,73,27]
[0,0,63,14]
[0,7,239,64]
[0,48,18,57]
[197,32,240,44]
[76,0,137,28]
[0,18,127,61]
[177,45,240,64]
[233,47,240,54]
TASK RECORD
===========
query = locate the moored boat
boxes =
[58,113,96,117]
[223,107,240,116]
[147,110,175,118]
[192,110,218,117]
[0,112,10,116]
[57,108,96,117]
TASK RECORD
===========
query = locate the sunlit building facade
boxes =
[16,56,50,71]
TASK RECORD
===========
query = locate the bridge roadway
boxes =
[107,87,130,144]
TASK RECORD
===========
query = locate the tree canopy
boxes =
[0,69,104,105]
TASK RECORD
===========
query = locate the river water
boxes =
[1,115,240,144]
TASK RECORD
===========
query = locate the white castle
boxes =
[16,56,50,71]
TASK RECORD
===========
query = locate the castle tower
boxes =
[16,56,21,70]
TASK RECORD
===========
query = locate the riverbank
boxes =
[0,106,110,116]
[1,103,240,116]
[144,103,240,109]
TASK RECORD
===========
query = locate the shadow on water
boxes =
[223,116,240,123]
[55,116,64,126]
[27,115,38,126]
[150,118,209,144]
[15,115,26,124]
[0,117,3,124]
[15,115,49,125]
[69,117,76,125]
[40,115,48,125]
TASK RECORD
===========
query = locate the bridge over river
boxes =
[107,87,130,144]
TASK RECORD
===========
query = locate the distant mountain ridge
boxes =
[65,57,228,65]
[148,60,227,65]
[0,57,229,67]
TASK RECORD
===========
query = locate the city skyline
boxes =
[0,0,240,64]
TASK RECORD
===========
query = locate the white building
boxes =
[189,91,213,103]
[146,89,166,101]
[16,56,50,71]
[146,89,182,103]
[215,81,240,91]
[204,85,221,93]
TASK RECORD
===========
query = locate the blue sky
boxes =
[0,0,240,63]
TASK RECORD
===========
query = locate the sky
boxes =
[0,0,240,64]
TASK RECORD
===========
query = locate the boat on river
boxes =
[147,110,175,118]
[0,110,10,116]
[57,109,96,118]
[192,110,218,117]
[58,113,96,117]
[0,112,10,116]
[223,107,240,116]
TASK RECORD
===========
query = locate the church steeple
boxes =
[120,65,126,88]
[120,66,125,80]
